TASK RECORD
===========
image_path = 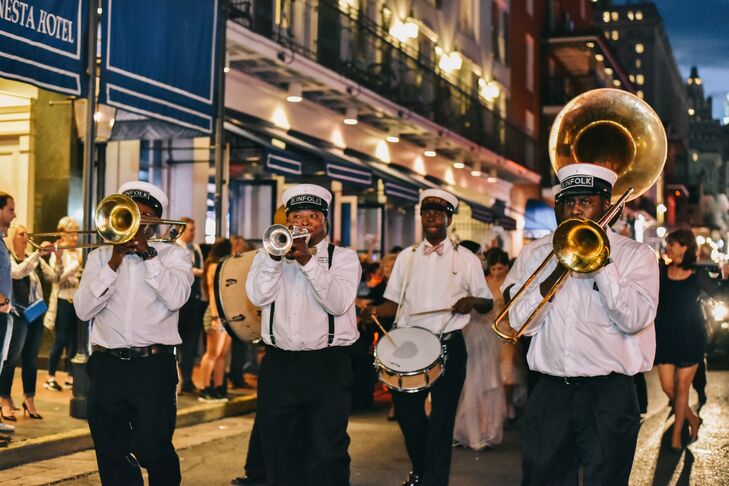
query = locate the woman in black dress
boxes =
[655,229,704,452]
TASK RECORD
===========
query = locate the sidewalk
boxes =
[0,369,257,470]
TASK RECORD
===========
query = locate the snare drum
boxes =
[374,326,446,393]
[214,251,261,343]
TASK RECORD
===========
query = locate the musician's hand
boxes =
[109,241,135,271]
[126,228,150,255]
[451,296,476,314]
[39,241,54,257]
[359,305,376,324]
[288,235,313,266]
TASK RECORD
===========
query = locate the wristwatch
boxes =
[139,246,158,261]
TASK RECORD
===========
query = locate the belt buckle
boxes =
[119,348,132,361]
[563,377,572,385]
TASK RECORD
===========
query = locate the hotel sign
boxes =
[98,0,221,134]
[0,0,89,95]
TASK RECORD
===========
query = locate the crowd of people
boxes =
[0,169,721,485]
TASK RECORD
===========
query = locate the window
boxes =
[637,90,644,98]
[460,0,477,36]
[611,11,619,21]
[526,110,535,136]
[635,11,643,20]
[611,30,619,40]
[627,11,634,20]
[635,58,642,68]
[527,0,534,16]
[635,43,644,53]
[629,74,635,82]
[526,34,534,92]
[636,74,645,85]
[602,11,610,23]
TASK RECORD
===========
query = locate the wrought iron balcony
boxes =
[230,0,537,171]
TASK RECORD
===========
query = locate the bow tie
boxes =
[424,242,444,256]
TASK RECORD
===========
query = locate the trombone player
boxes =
[74,181,193,485]
[503,163,658,485]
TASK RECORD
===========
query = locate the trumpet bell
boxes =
[548,88,667,204]
[553,218,611,273]
[263,224,294,256]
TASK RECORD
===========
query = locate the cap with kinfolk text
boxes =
[281,184,332,215]
[555,164,617,203]
[118,180,168,217]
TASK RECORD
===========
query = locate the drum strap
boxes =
[268,243,336,347]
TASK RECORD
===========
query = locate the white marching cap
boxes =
[419,188,459,211]
[118,180,168,217]
[281,183,332,214]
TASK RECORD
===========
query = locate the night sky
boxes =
[650,0,729,119]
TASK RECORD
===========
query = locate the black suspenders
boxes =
[269,243,336,347]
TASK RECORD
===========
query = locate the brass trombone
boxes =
[492,88,667,343]
[28,193,187,250]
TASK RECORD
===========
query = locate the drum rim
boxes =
[373,325,445,372]
[376,361,446,393]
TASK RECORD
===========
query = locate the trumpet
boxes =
[492,88,667,343]
[262,224,311,256]
[28,193,187,250]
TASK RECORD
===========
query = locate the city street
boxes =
[3,369,727,485]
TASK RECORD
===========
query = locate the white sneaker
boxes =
[0,423,15,433]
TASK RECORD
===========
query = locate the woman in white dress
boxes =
[491,249,528,424]
[453,242,506,451]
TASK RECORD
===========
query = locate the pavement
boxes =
[1,368,727,485]
[0,368,257,470]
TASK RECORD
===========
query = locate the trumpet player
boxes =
[74,181,193,485]
[245,184,360,486]
[503,164,658,485]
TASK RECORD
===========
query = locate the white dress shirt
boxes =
[503,229,659,377]
[74,243,193,348]
[245,238,361,351]
[384,240,492,334]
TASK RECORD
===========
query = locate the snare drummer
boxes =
[363,189,493,486]
[245,184,360,486]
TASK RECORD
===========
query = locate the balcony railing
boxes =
[543,74,611,107]
[230,0,537,172]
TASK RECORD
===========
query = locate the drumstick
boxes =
[410,307,453,317]
[371,314,397,348]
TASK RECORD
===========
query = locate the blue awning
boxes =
[325,160,373,186]
[471,204,495,224]
[266,153,302,176]
[225,121,304,176]
[384,181,420,203]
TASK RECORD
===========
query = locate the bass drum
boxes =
[214,250,261,343]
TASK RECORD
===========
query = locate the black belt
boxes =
[92,344,176,360]
[544,372,624,386]
[440,329,462,342]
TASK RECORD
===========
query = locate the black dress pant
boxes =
[522,373,641,486]
[391,331,467,486]
[87,351,180,486]
[633,372,648,414]
[177,299,204,389]
[258,345,353,486]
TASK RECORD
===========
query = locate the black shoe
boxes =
[198,387,222,403]
[401,472,422,486]
[181,382,198,394]
[214,386,230,402]
[231,476,266,485]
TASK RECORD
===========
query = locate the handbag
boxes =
[17,299,49,323]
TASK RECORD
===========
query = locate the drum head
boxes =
[375,326,442,372]
[214,251,261,342]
